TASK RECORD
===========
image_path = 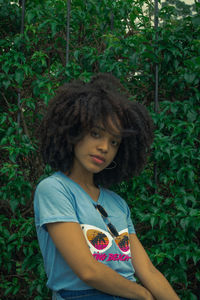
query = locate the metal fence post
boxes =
[66,0,71,66]
[154,0,159,191]
[17,0,26,128]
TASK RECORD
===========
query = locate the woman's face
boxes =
[71,119,122,178]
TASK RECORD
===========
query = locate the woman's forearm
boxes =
[130,234,180,300]
[84,260,155,300]
[141,267,180,300]
[47,222,154,300]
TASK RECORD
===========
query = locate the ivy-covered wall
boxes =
[0,0,199,299]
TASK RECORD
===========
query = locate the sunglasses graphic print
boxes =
[81,224,130,254]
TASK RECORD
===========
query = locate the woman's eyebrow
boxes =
[94,125,105,131]
[94,126,122,139]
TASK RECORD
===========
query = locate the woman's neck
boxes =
[66,172,99,202]
[66,169,95,189]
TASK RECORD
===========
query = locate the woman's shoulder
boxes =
[102,188,129,212]
[35,171,72,194]
[103,187,123,200]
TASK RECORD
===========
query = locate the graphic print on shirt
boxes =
[81,224,131,262]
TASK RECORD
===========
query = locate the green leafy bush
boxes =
[1,0,199,299]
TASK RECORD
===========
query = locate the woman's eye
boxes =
[91,131,100,138]
[111,140,119,147]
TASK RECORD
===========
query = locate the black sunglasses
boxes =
[95,204,119,237]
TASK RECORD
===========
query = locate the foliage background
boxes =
[0,0,200,299]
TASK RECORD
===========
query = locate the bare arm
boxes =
[130,234,180,300]
[47,222,154,300]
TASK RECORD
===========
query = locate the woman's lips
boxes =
[90,155,105,164]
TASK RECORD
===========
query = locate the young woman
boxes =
[34,73,180,300]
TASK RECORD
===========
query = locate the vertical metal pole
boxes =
[20,0,26,35]
[17,93,21,126]
[110,8,114,75]
[66,0,71,66]
[110,12,114,31]
[154,0,159,191]
[154,0,159,113]
[17,0,26,127]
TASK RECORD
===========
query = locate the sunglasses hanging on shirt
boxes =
[94,204,119,237]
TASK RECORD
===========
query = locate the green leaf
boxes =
[4,286,13,296]
[8,233,17,243]
[192,15,200,26]
[15,70,24,85]
[150,216,157,228]
[9,199,19,212]
[189,293,198,300]
[192,254,200,265]
[2,62,10,73]
[180,218,190,230]
[187,110,197,122]
[184,73,196,84]
[27,11,35,23]
[0,114,7,124]
[2,80,11,89]
[74,50,79,61]
[196,271,200,282]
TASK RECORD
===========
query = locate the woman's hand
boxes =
[143,289,156,300]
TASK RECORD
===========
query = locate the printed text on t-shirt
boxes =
[93,252,131,261]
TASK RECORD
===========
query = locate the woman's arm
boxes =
[129,234,180,300]
[47,222,154,300]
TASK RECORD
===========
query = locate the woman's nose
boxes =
[97,138,109,153]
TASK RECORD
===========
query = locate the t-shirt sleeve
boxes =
[127,205,136,234]
[34,177,78,229]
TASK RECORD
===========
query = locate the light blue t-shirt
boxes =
[34,171,136,291]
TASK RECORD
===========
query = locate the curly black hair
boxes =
[40,73,154,187]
